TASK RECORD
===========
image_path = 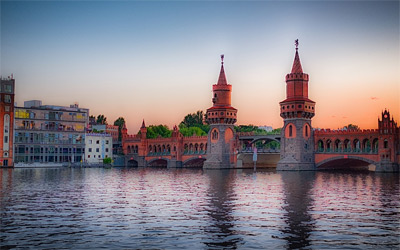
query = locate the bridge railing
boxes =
[183,150,206,155]
[239,148,280,153]
[147,152,171,156]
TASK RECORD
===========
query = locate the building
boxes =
[0,76,15,167]
[277,40,316,170]
[258,126,273,132]
[14,101,89,165]
[85,133,112,164]
[204,55,237,169]
[91,124,119,143]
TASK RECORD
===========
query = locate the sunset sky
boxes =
[1,1,399,134]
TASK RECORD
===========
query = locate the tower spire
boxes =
[141,119,146,128]
[291,39,303,74]
[217,54,227,85]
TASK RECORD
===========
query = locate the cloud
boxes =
[370,97,378,100]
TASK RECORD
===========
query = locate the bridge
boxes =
[120,43,399,172]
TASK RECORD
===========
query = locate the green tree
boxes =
[96,114,107,125]
[179,110,209,134]
[179,127,207,137]
[146,125,172,139]
[113,117,125,142]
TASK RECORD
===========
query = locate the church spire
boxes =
[141,119,146,128]
[217,54,228,85]
[291,39,303,74]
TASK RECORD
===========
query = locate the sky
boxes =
[1,1,399,134]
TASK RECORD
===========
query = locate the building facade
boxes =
[85,133,113,163]
[14,101,88,164]
[0,76,15,167]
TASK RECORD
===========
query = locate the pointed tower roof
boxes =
[291,39,303,74]
[141,119,146,128]
[217,54,228,85]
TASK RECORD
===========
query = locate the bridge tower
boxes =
[277,40,316,170]
[376,110,399,172]
[204,55,237,169]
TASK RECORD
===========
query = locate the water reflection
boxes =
[203,170,242,249]
[281,172,316,249]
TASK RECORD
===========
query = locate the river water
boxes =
[0,167,399,249]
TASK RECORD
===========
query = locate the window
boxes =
[94,155,96,158]
[105,148,109,152]
[4,85,12,93]
[96,140,99,144]
[89,140,92,144]
[106,140,109,144]
[89,148,92,152]
[98,155,100,158]
[384,139,388,148]
[96,148,99,152]
[88,155,91,158]
[289,125,293,137]
[4,95,11,103]
[4,136,8,143]
[5,106,10,112]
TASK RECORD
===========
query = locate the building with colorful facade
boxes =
[14,100,89,165]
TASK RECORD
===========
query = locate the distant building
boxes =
[85,133,112,163]
[0,76,15,167]
[258,126,273,132]
[14,101,89,164]
[91,124,119,142]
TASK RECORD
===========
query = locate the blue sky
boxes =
[1,1,399,133]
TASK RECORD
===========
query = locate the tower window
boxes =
[212,129,219,140]
[289,125,293,137]
[305,125,309,137]
[384,139,388,148]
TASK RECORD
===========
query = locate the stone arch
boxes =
[147,158,168,167]
[326,139,332,152]
[148,145,152,152]
[317,140,324,152]
[362,138,371,153]
[343,139,351,152]
[334,139,342,152]
[183,157,206,168]
[127,159,138,167]
[353,139,360,152]
[200,143,204,151]
[135,145,138,153]
[384,139,388,148]
[127,145,131,154]
[316,155,377,170]
[372,138,378,153]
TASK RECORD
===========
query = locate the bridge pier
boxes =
[167,160,182,168]
[376,162,399,172]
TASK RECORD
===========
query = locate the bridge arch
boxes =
[183,157,206,168]
[147,158,169,167]
[316,155,377,170]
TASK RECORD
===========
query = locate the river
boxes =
[1,167,399,249]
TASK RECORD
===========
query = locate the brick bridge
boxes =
[121,43,399,171]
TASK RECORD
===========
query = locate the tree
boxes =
[146,125,172,139]
[114,117,125,142]
[179,127,207,137]
[343,124,360,130]
[96,114,107,125]
[179,110,209,134]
